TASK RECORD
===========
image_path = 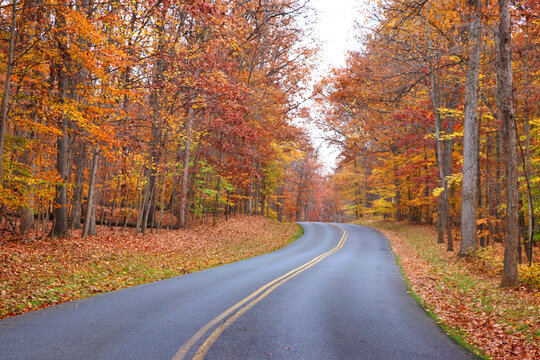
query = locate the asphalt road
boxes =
[0,223,476,360]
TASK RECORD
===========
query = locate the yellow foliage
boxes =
[438,107,463,118]
[481,113,494,122]
[432,187,444,197]
[474,247,503,276]
[518,263,540,287]
[424,130,464,141]
[445,173,462,187]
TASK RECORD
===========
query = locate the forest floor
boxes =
[359,220,539,360]
[0,215,300,319]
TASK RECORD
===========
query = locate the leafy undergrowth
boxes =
[359,220,539,360]
[0,216,300,319]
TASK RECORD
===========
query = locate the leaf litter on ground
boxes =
[0,215,299,319]
[361,220,539,360]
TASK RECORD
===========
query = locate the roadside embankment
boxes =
[0,216,301,319]
[359,220,539,360]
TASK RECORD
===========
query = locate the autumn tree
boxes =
[0,0,317,240]
[318,0,539,286]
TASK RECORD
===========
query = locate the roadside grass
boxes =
[0,216,301,319]
[357,219,539,360]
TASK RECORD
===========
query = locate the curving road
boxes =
[0,223,476,360]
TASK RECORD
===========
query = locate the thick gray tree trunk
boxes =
[498,0,519,287]
[51,8,71,238]
[459,0,482,256]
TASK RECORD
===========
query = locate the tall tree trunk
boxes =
[295,184,303,222]
[520,125,535,265]
[185,142,201,229]
[53,83,69,237]
[135,168,148,234]
[495,131,503,242]
[213,137,223,226]
[254,178,260,215]
[514,23,534,264]
[16,122,35,236]
[392,150,402,221]
[141,180,156,235]
[260,178,265,216]
[394,181,401,221]
[521,24,534,266]
[52,7,71,238]
[423,7,452,245]
[108,174,121,227]
[247,177,254,215]
[478,161,485,248]
[459,0,482,256]
[444,109,455,251]
[487,135,495,246]
[82,148,99,238]
[499,0,519,287]
[353,159,361,219]
[425,17,447,244]
[157,173,166,232]
[277,186,283,222]
[179,110,193,227]
[0,0,17,183]
[70,143,87,229]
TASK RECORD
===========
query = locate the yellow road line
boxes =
[173,224,348,360]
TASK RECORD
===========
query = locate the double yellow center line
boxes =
[173,224,348,360]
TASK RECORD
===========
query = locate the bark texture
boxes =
[179,111,193,227]
[498,0,519,287]
[459,0,482,256]
[82,148,99,238]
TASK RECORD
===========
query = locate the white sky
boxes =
[308,0,364,172]
[312,0,362,71]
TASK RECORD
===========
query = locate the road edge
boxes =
[1,219,304,320]
[356,223,489,360]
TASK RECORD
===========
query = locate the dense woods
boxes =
[1,0,538,290]
[0,0,342,239]
[1,1,538,357]
[318,0,538,286]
